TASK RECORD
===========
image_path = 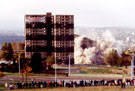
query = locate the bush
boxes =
[80,70,88,74]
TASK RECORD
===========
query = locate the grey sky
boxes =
[0,0,135,31]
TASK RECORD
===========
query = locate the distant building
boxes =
[25,12,74,64]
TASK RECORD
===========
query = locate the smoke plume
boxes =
[75,30,126,64]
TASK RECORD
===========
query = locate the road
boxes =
[0,75,123,84]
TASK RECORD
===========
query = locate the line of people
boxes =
[5,78,135,89]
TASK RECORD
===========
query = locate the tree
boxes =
[0,42,14,60]
[30,52,43,73]
[21,62,32,82]
[104,49,122,66]
[117,57,123,66]
[0,42,8,60]
[17,53,26,70]
[1,42,7,51]
[46,55,55,70]
[11,42,17,50]
[121,52,131,68]
[46,55,55,66]
[0,51,8,60]
[18,42,25,50]
[7,43,13,60]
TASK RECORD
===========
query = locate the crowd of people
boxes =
[5,78,135,90]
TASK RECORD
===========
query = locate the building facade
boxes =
[25,12,74,64]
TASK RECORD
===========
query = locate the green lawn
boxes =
[0,83,4,91]
[79,66,123,74]
[0,87,4,90]
[3,66,123,76]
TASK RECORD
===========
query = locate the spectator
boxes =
[5,82,8,90]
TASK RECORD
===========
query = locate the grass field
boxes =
[12,86,135,91]
[3,66,123,76]
[79,66,123,74]
[0,87,4,90]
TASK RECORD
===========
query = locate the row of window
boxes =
[56,53,73,56]
[55,42,74,47]
[26,42,74,47]
[55,31,73,35]
[56,20,73,22]
[56,15,73,19]
[25,15,73,23]
[26,55,73,60]
[26,52,48,58]
[26,35,54,40]
[26,52,73,59]
[26,29,73,31]
[26,31,73,36]
[25,16,54,23]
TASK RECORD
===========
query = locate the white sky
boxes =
[0,0,135,31]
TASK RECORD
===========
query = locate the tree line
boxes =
[104,49,131,67]
[0,42,25,72]
[0,42,53,73]
[0,42,133,73]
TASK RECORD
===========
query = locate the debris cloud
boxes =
[75,31,126,64]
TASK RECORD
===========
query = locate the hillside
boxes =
[0,34,24,46]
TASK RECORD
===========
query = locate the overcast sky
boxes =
[0,0,135,31]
